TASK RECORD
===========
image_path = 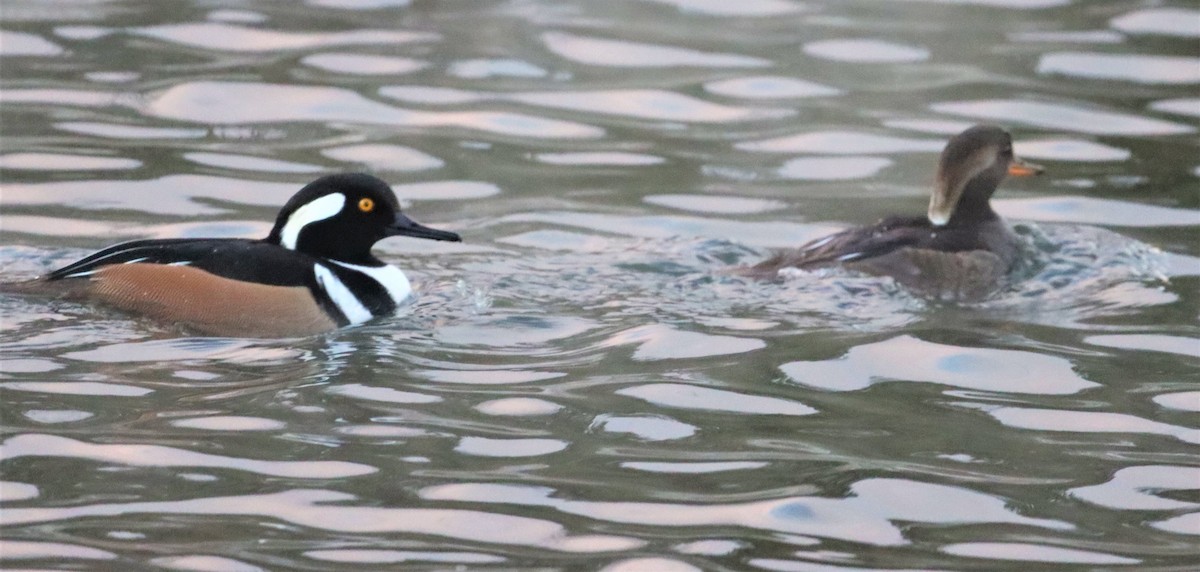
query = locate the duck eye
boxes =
[358,198,375,212]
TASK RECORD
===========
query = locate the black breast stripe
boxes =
[325,263,397,317]
[303,264,352,328]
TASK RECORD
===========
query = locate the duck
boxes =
[1,173,462,337]
[742,124,1043,300]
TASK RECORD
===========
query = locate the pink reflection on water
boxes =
[602,324,765,361]
[133,23,437,52]
[0,488,644,551]
[421,478,1071,547]
[542,32,769,68]
[982,407,1200,444]
[2,434,376,478]
[145,82,604,139]
[780,335,1097,395]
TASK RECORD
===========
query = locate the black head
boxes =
[266,173,461,264]
[928,125,1042,226]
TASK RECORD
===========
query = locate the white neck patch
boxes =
[330,260,413,306]
[280,193,346,250]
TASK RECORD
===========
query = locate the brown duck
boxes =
[742,124,1043,300]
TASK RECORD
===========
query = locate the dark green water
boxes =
[1,0,1198,569]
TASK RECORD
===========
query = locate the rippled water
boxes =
[2,0,1198,569]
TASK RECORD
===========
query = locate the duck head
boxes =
[266,173,461,264]
[927,125,1043,227]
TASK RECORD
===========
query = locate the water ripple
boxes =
[941,543,1138,565]
[780,335,1097,395]
[933,99,1196,135]
[542,32,769,68]
[0,30,63,56]
[0,489,644,551]
[421,478,1071,546]
[1069,465,1200,511]
[617,383,816,416]
[976,406,1200,444]
[1038,52,1200,85]
[1,434,376,478]
[1110,8,1200,38]
[133,22,438,52]
[146,81,605,139]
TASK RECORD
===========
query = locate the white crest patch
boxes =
[281,193,346,250]
[330,260,412,306]
[313,264,372,325]
[929,146,997,227]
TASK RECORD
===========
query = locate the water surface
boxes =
[1,0,1198,569]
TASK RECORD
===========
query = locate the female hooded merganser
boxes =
[2,173,461,337]
[743,125,1043,300]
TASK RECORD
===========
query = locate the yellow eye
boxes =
[358,198,375,212]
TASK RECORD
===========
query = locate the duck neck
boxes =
[948,176,1001,226]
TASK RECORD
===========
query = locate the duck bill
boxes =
[388,213,462,242]
[1008,157,1044,177]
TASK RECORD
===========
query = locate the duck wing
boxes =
[748,215,930,274]
[43,238,317,287]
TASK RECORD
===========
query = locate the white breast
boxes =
[313,264,373,325]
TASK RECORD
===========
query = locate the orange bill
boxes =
[1008,157,1044,177]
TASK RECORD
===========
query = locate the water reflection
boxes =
[542,32,769,67]
[421,478,1071,546]
[0,30,62,55]
[978,406,1200,444]
[304,549,504,565]
[738,131,944,154]
[602,324,765,360]
[995,198,1200,226]
[780,335,1097,394]
[150,554,267,571]
[1070,465,1200,511]
[146,81,605,139]
[932,100,1195,135]
[2,434,377,477]
[0,153,141,171]
[1037,52,1200,85]
[941,543,1138,565]
[1,489,645,552]
[0,541,117,561]
[704,76,841,99]
[617,383,816,416]
[133,22,437,52]
[1110,8,1200,37]
[803,40,929,63]
[301,53,427,75]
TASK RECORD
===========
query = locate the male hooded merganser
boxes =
[1,173,462,337]
[743,125,1043,300]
